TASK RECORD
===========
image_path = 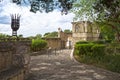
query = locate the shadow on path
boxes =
[26,49,120,80]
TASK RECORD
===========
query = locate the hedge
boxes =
[74,41,120,73]
[31,39,47,51]
[75,43,93,55]
[91,44,106,57]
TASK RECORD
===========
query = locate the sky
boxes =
[0,0,74,37]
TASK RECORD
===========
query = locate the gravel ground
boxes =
[26,49,120,80]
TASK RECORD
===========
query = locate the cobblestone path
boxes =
[27,49,120,80]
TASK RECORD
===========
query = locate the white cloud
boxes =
[0,1,74,37]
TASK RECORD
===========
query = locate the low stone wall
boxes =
[0,38,31,80]
[0,44,13,73]
[0,52,12,73]
[43,38,65,49]
[0,67,24,80]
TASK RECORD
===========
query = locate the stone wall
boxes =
[43,38,65,49]
[0,47,12,73]
[58,28,72,49]
[43,28,72,49]
[0,38,31,80]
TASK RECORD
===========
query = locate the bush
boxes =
[91,44,106,57]
[74,41,120,73]
[31,39,47,51]
[103,55,120,73]
[76,41,89,44]
[91,40,105,44]
[105,40,112,43]
[105,47,114,54]
[75,43,93,55]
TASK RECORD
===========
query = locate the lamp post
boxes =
[11,14,21,36]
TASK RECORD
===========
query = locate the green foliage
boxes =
[27,36,35,39]
[71,0,96,21]
[44,32,50,37]
[75,42,105,57]
[74,41,120,73]
[106,42,120,54]
[75,43,93,55]
[72,0,120,41]
[35,34,42,39]
[76,41,89,44]
[91,44,105,57]
[31,39,47,52]
[91,40,105,44]
[43,31,58,38]
[93,0,120,20]
[0,33,10,38]
[93,0,120,41]
[104,55,120,73]
[100,24,115,40]
[64,29,72,34]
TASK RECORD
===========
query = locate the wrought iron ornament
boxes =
[11,14,21,36]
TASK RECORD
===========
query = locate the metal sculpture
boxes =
[11,14,21,36]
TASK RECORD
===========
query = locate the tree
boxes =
[93,0,120,41]
[72,0,120,41]
[43,32,50,37]
[4,0,75,14]
[18,34,23,38]
[71,0,96,21]
[35,34,42,39]
[43,31,58,38]
[100,24,115,40]
[64,29,72,34]
[0,33,10,38]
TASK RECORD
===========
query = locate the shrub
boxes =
[74,41,120,73]
[103,55,120,73]
[105,40,112,43]
[91,40,105,44]
[76,41,89,44]
[75,43,93,55]
[31,39,47,51]
[91,44,106,57]
[105,47,114,54]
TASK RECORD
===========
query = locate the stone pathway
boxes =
[27,49,120,80]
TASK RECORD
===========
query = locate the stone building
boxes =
[67,21,100,48]
[43,28,72,49]
[43,21,100,49]
[58,28,72,49]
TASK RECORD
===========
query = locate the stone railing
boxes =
[0,38,31,80]
[0,67,24,80]
[0,38,31,42]
[0,49,12,73]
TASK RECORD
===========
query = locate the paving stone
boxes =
[26,49,120,80]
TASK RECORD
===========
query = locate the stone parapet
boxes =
[0,67,24,80]
[0,38,31,80]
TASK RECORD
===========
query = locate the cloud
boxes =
[0,1,74,37]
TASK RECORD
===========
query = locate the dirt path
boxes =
[27,49,120,80]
